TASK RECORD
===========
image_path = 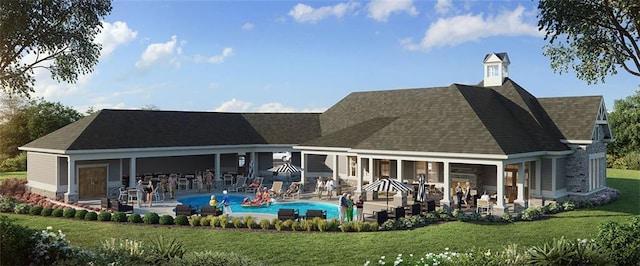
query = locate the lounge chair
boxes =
[110,200,133,213]
[277,208,299,221]
[245,177,263,193]
[200,206,221,217]
[282,182,302,200]
[271,181,284,199]
[228,176,248,192]
[175,204,197,216]
[305,209,326,220]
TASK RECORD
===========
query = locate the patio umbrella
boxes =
[247,160,254,179]
[267,163,303,182]
[362,178,414,210]
[416,175,426,202]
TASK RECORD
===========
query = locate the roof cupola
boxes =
[483,52,510,87]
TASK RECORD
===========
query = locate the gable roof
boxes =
[538,96,604,141]
[308,78,599,155]
[22,110,321,151]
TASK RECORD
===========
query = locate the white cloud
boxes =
[255,102,296,112]
[242,22,254,30]
[194,47,234,64]
[135,35,180,68]
[402,6,542,51]
[434,0,452,15]
[95,21,137,58]
[214,98,252,112]
[367,0,418,22]
[288,2,359,24]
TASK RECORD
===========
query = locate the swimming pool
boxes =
[178,194,344,219]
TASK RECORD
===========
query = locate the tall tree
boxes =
[608,89,640,156]
[537,0,640,84]
[0,0,112,97]
[0,97,82,158]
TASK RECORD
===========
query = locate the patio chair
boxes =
[223,173,234,186]
[118,187,128,201]
[282,182,302,200]
[271,181,284,198]
[305,209,326,220]
[476,199,492,215]
[245,177,263,193]
[175,204,197,216]
[228,176,248,192]
[277,208,299,221]
[200,206,222,217]
[110,200,133,213]
[153,186,161,201]
[177,177,189,190]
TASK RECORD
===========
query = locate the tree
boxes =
[608,89,640,156]
[0,0,112,97]
[0,97,82,159]
[537,0,640,84]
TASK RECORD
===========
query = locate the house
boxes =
[20,53,612,214]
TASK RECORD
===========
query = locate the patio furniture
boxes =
[184,174,195,189]
[388,206,405,220]
[305,209,326,220]
[153,186,161,201]
[476,199,493,215]
[375,209,388,225]
[223,173,234,186]
[175,204,197,216]
[127,188,138,206]
[228,176,248,192]
[110,200,133,213]
[277,208,299,221]
[118,187,128,201]
[245,177,263,193]
[271,181,284,199]
[100,198,111,210]
[409,203,421,216]
[200,206,221,217]
[177,177,189,190]
[282,182,302,200]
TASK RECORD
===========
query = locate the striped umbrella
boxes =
[247,160,254,178]
[267,163,303,182]
[416,175,426,202]
[362,178,414,210]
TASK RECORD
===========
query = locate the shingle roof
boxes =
[22,110,321,151]
[307,78,599,155]
[538,96,602,140]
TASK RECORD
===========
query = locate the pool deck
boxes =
[78,186,423,221]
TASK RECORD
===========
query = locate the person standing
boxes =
[196,171,204,193]
[355,195,364,222]
[346,194,354,222]
[204,169,213,192]
[325,178,335,200]
[338,192,347,223]
[221,190,232,218]
[455,182,463,210]
[168,174,177,199]
[316,177,325,199]
[464,181,472,208]
[145,181,154,207]
[135,180,144,208]
[159,176,168,201]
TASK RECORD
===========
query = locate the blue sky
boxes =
[30,0,637,113]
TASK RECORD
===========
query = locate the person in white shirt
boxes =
[480,191,491,201]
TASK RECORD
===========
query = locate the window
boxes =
[589,153,605,191]
[486,65,499,77]
[348,156,357,176]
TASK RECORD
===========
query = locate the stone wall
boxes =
[565,141,607,193]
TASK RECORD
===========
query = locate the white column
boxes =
[215,153,221,180]
[514,161,527,210]
[250,152,257,178]
[300,151,307,186]
[64,157,77,202]
[396,159,403,182]
[129,157,137,187]
[551,158,557,197]
[356,156,363,192]
[495,161,506,214]
[394,159,406,206]
[440,161,451,209]
[368,158,374,182]
[536,159,542,197]
[332,154,338,181]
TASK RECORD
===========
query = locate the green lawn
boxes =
[4,170,640,265]
[0,171,26,180]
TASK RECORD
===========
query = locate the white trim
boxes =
[561,139,593,145]
[20,143,299,155]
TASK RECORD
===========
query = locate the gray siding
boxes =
[219,154,237,174]
[482,165,497,186]
[307,154,332,172]
[556,157,567,189]
[256,152,273,174]
[541,158,553,190]
[27,152,58,185]
[58,157,68,186]
[529,161,536,190]
[402,161,415,180]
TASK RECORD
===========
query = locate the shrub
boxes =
[501,212,515,223]
[622,151,640,170]
[175,215,189,226]
[159,215,174,225]
[0,152,27,172]
[424,212,439,223]
[561,200,576,211]
[111,212,128,222]
[527,237,608,265]
[0,194,17,212]
[327,218,340,231]
[209,216,220,227]
[176,250,266,266]
[259,218,271,230]
[291,220,302,231]
[52,207,64,217]
[274,219,284,231]
[62,207,76,218]
[29,205,43,215]
[282,219,294,230]
[40,207,53,216]
[231,217,243,228]
[0,215,37,265]
[128,213,143,223]
[244,216,257,229]
[520,206,544,221]
[219,215,229,228]
[147,235,186,264]
[467,211,481,222]
[545,202,563,214]
[190,216,202,226]
[199,216,211,226]
[340,222,353,232]
[316,218,328,232]
[353,221,365,232]
[31,226,75,265]
[0,177,27,196]
[452,209,467,221]
[143,212,160,224]
[98,211,112,221]
[595,216,640,265]
[301,219,315,231]
[85,211,98,221]
[14,203,30,214]
[97,238,147,265]
[74,209,88,219]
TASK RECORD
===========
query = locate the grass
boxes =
[0,171,26,180]
[4,170,640,265]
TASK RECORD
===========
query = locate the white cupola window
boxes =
[483,52,510,87]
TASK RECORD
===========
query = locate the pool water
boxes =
[178,194,345,219]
